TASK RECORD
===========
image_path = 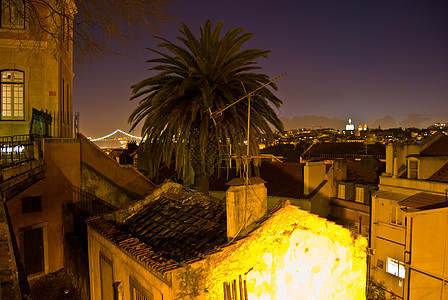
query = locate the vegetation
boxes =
[129,19,283,193]
[366,279,387,300]
[4,0,169,60]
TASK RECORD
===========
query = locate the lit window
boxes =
[1,70,24,120]
[1,0,24,29]
[338,184,345,199]
[386,257,405,279]
[1,70,24,119]
[355,187,364,203]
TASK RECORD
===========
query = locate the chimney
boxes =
[333,159,347,181]
[226,177,267,240]
[304,160,326,195]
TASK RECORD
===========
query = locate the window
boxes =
[355,187,364,203]
[1,70,24,120]
[338,184,345,199]
[130,277,155,300]
[390,204,404,225]
[131,286,153,300]
[22,196,42,213]
[386,257,405,279]
[1,0,24,29]
[100,254,114,300]
[408,160,418,179]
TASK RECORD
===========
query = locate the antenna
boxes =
[208,72,286,236]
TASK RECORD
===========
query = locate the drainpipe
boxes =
[359,216,362,235]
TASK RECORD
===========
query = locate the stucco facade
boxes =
[369,134,448,299]
[404,207,448,299]
[6,139,81,276]
[0,0,75,137]
[5,136,155,279]
[88,226,174,300]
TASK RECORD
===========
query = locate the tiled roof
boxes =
[399,192,448,210]
[420,134,448,156]
[260,162,305,198]
[308,142,385,156]
[86,184,228,272]
[226,177,266,186]
[210,162,305,199]
[428,162,448,183]
[346,161,384,183]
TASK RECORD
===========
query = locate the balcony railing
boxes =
[0,135,38,170]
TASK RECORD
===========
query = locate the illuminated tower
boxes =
[345,118,355,131]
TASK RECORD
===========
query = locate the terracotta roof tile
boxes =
[210,162,305,199]
[420,134,448,156]
[399,192,448,210]
[259,162,305,198]
[346,161,384,183]
[226,177,266,186]
[308,142,385,156]
[428,162,448,183]
[87,185,228,272]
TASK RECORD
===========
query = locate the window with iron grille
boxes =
[129,277,155,300]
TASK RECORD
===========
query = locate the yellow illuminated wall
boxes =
[174,203,367,299]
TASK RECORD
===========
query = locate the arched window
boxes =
[0,0,25,29]
[1,70,24,120]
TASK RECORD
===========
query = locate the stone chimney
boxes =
[226,177,267,240]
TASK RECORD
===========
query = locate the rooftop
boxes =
[399,192,448,210]
[86,183,228,272]
[420,133,448,156]
[428,162,448,183]
[210,162,305,199]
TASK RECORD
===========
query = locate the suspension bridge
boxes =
[89,129,143,149]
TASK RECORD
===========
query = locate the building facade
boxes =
[0,0,75,137]
[369,133,448,299]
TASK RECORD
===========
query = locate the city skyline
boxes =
[73,0,448,137]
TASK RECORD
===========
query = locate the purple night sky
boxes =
[73,0,448,138]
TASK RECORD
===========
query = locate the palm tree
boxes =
[129,19,283,194]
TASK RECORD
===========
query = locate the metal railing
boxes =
[0,135,38,169]
[71,185,117,216]
[32,110,79,138]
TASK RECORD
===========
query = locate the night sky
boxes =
[73,0,448,138]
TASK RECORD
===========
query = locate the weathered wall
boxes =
[64,234,90,300]
[79,134,155,198]
[87,226,174,300]
[226,183,267,239]
[81,162,140,207]
[6,142,79,275]
[173,204,367,299]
